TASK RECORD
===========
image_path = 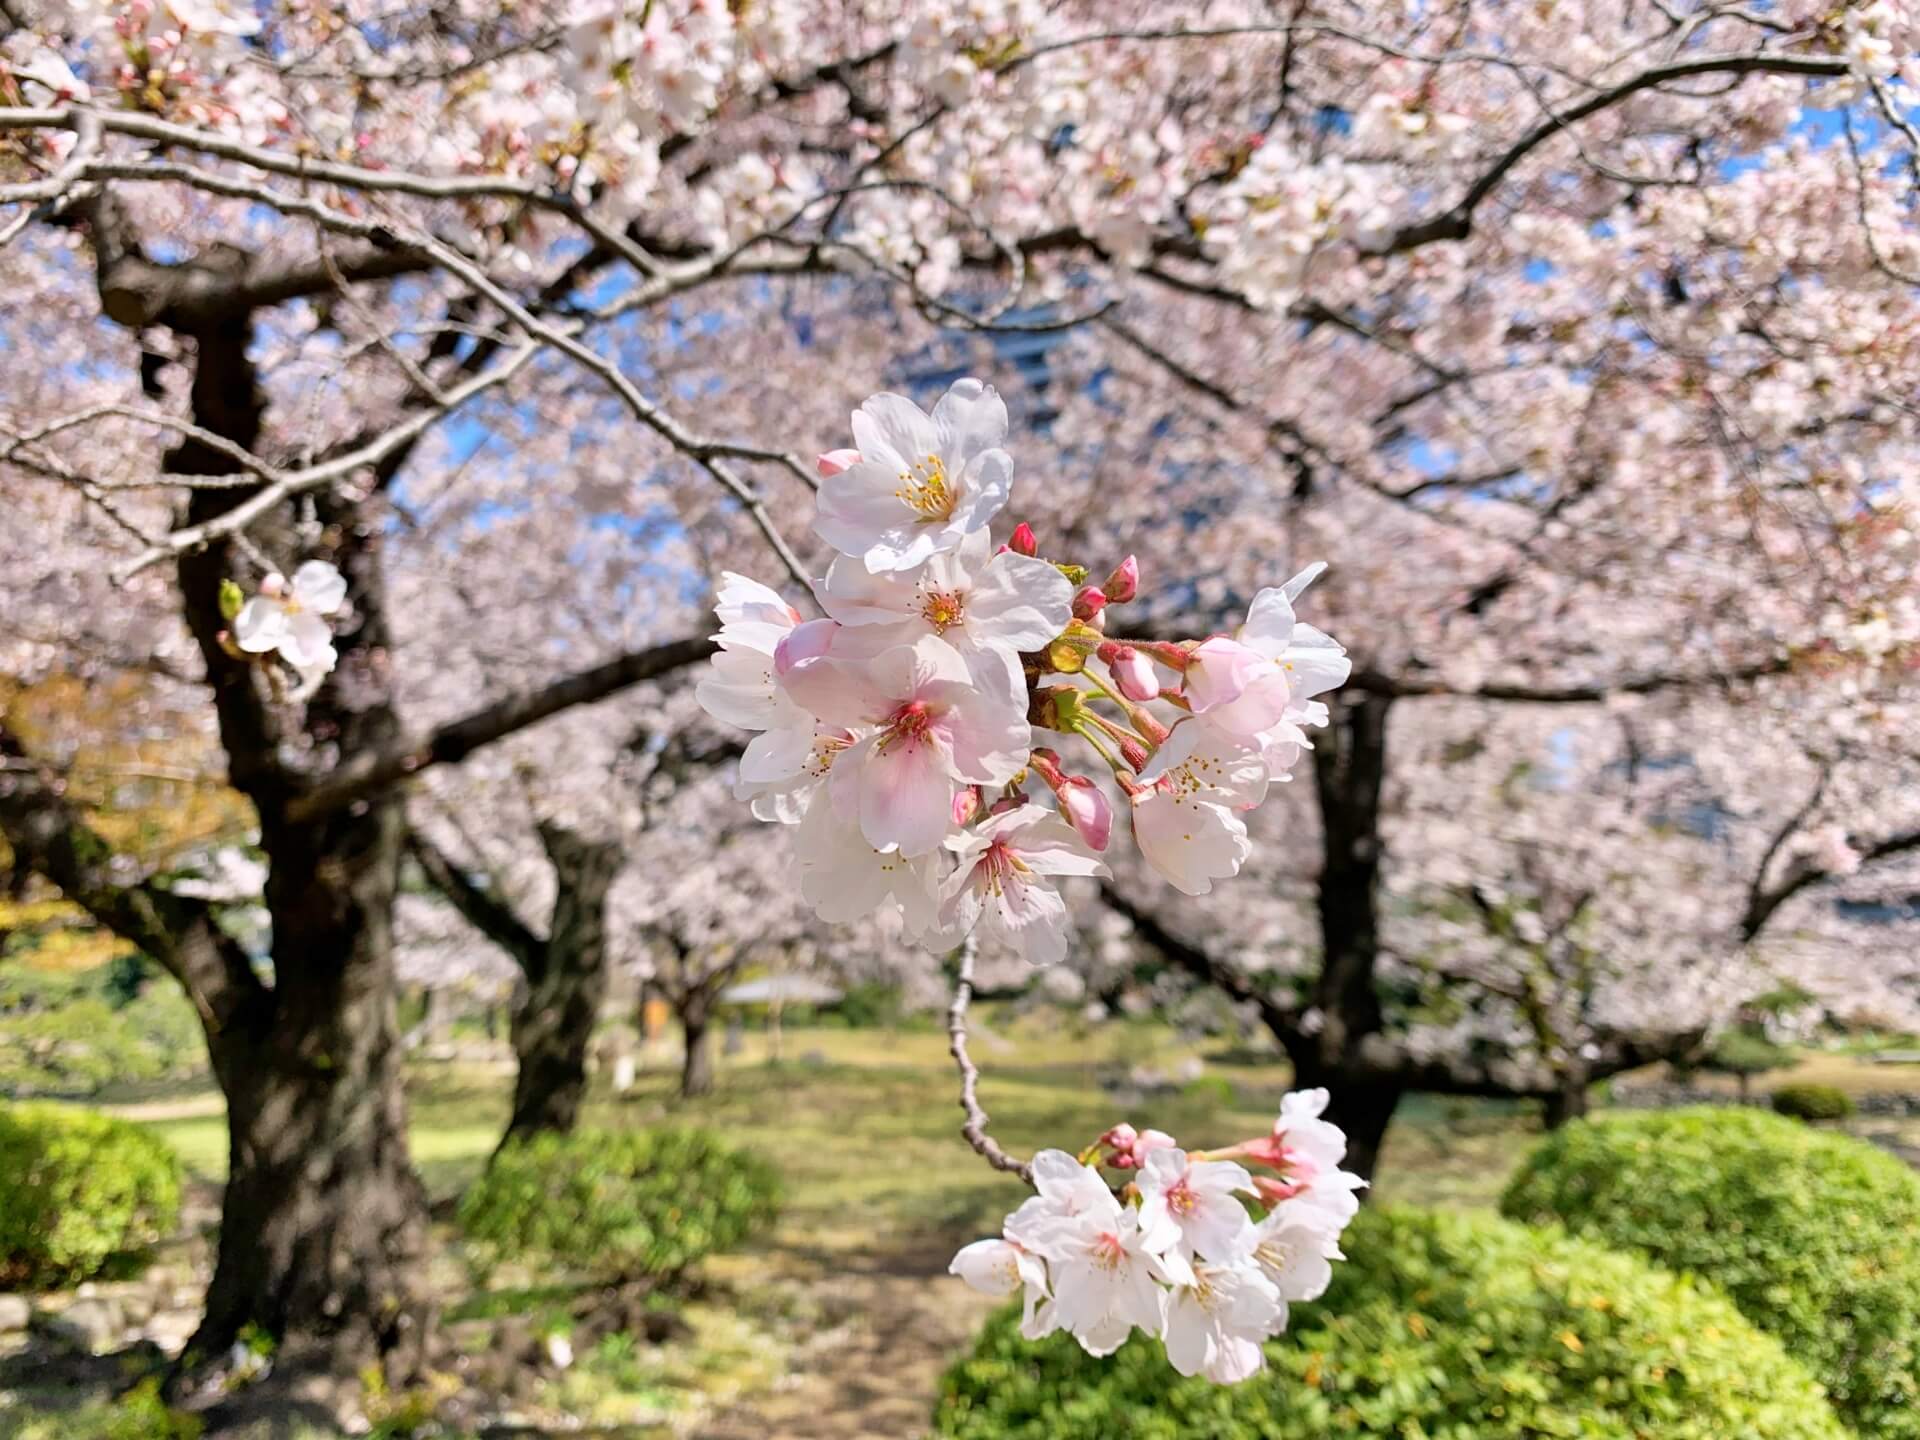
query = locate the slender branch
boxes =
[0,721,268,1031]
[1352,652,1793,703]
[286,634,717,822]
[947,932,1032,1182]
[1375,52,1852,254]
[1098,882,1301,1042]
[407,830,542,969]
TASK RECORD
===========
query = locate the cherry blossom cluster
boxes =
[695,378,1349,964]
[949,1089,1364,1382]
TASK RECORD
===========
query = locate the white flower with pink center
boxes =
[813,379,1013,574]
[233,560,348,677]
[820,527,1073,696]
[1129,781,1252,896]
[782,636,1028,856]
[939,804,1108,965]
[1137,1147,1258,1261]
[1161,1260,1286,1383]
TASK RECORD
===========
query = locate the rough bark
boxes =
[160,300,431,1391]
[501,824,622,1145]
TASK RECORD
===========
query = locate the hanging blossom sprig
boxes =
[695,376,1353,965]
[949,1090,1366,1382]
[695,378,1361,1383]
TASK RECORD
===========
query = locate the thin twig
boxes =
[946,932,1033,1182]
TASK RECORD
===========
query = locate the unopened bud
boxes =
[1072,586,1108,621]
[1008,522,1038,557]
[1117,734,1150,771]
[952,785,984,826]
[1102,555,1139,604]
[258,571,287,599]
[816,448,861,477]
[1098,642,1159,702]
[774,617,839,676]
[1057,775,1112,851]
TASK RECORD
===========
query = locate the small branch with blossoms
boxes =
[948,1090,1365,1382]
[692,376,1363,1383]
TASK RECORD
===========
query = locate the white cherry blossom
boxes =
[783,636,1028,856]
[1161,1261,1286,1384]
[1136,1147,1259,1262]
[939,804,1108,965]
[820,527,1072,695]
[813,380,1013,574]
[233,560,347,677]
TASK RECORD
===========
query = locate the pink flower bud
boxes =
[1099,643,1159,702]
[952,785,984,826]
[773,617,839,677]
[1008,522,1039,557]
[1072,586,1108,621]
[815,448,861,477]
[258,572,287,599]
[1102,555,1139,604]
[1057,775,1113,851]
[1251,1174,1307,1206]
[1118,734,1150,772]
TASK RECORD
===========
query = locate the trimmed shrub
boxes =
[1502,1106,1920,1438]
[0,1104,182,1290]
[932,1206,1847,1440]
[1770,1082,1855,1121]
[457,1127,778,1284]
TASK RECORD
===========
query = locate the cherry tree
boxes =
[2,0,1918,1403]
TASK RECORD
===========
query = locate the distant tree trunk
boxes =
[1736,1071,1752,1104]
[680,991,716,1098]
[499,824,621,1148]
[1542,1079,1590,1129]
[1298,692,1402,1187]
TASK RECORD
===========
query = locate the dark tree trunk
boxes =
[195,803,427,1384]
[1542,1080,1590,1129]
[1290,1057,1402,1186]
[1291,693,1401,1184]
[499,825,621,1148]
[162,319,433,1393]
[680,997,715,1098]
[1309,692,1393,1059]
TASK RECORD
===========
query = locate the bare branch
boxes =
[286,634,717,822]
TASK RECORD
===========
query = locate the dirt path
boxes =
[695,1242,998,1440]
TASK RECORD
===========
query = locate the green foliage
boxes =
[457,1127,779,1284]
[0,1103,182,1290]
[4,1380,203,1440]
[1769,1082,1854,1120]
[0,961,204,1098]
[1178,1075,1235,1106]
[1703,1027,1796,1079]
[1502,1107,1920,1439]
[933,1207,1847,1440]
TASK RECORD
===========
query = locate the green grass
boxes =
[104,1014,1536,1241]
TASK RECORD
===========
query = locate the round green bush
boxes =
[0,1104,182,1290]
[457,1127,779,1284]
[932,1206,1847,1440]
[1502,1107,1920,1438]
[1770,1082,1855,1121]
